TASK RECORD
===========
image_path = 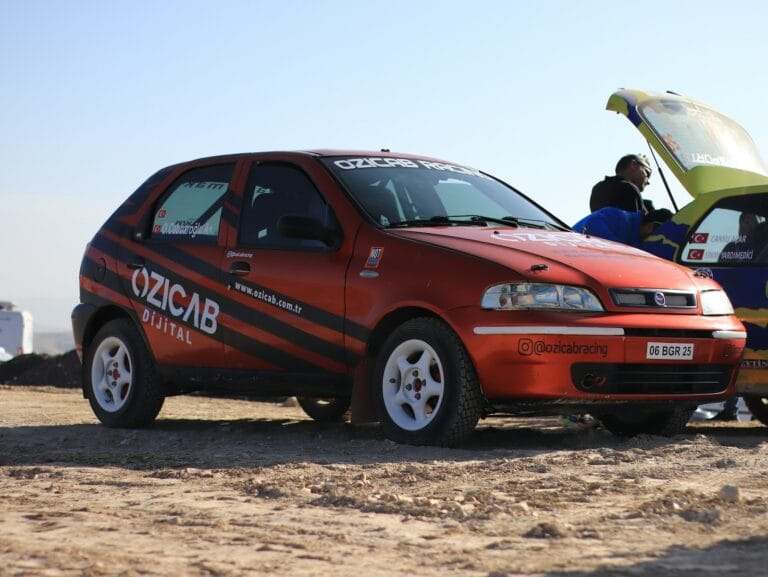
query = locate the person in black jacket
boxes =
[590,154,652,213]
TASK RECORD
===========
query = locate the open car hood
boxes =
[607,89,768,197]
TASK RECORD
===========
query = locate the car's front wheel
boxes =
[84,319,164,427]
[743,396,768,426]
[373,318,484,447]
[598,405,694,437]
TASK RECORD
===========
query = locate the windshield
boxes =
[321,156,563,229]
[638,98,768,176]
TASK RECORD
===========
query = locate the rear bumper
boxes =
[71,303,97,362]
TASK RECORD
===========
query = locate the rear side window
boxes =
[151,164,234,243]
[681,193,768,265]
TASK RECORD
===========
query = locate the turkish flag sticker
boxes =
[691,232,709,244]
[687,249,705,261]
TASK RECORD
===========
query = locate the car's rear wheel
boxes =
[743,396,768,426]
[598,405,694,437]
[373,318,484,447]
[85,319,164,428]
[296,397,351,422]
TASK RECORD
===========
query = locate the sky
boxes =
[2,0,768,332]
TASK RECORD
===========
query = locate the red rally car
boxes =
[72,150,746,446]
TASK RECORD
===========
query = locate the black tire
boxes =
[296,397,351,422]
[373,317,484,447]
[84,319,164,428]
[598,405,694,437]
[743,396,768,426]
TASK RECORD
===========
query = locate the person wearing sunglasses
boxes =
[590,153,652,214]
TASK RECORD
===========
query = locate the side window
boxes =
[681,194,768,265]
[151,164,233,243]
[238,164,336,249]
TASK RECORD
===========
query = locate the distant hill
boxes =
[34,331,75,355]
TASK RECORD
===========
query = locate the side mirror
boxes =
[278,215,341,248]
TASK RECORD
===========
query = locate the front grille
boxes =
[572,363,732,395]
[610,289,697,309]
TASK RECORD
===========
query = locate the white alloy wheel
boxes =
[381,338,445,431]
[91,335,134,413]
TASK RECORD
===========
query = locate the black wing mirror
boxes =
[278,215,341,248]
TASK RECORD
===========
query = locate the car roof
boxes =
[162,149,461,169]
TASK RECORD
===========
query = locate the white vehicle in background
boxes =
[0,302,33,359]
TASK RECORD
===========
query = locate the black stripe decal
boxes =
[97,220,370,340]
[88,233,360,368]
[80,263,326,373]
[80,286,123,310]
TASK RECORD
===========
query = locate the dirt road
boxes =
[2,385,767,576]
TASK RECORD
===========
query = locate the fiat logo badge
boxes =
[654,291,666,306]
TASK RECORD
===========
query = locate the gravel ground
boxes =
[1,385,768,576]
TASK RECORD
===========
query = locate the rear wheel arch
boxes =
[84,317,164,427]
[84,307,152,354]
[80,307,153,393]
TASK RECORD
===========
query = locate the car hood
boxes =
[389,227,700,289]
[606,89,768,197]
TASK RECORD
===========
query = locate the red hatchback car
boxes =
[73,151,746,445]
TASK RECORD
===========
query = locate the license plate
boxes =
[646,342,694,360]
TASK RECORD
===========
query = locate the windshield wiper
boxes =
[453,214,568,231]
[389,215,524,228]
[483,216,566,231]
[456,214,521,227]
[388,216,489,228]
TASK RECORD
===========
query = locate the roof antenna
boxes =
[647,143,679,212]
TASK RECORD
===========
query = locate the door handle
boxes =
[228,261,251,276]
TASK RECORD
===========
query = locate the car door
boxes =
[675,192,768,388]
[221,162,351,381]
[121,163,234,366]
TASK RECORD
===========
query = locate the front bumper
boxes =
[447,309,746,402]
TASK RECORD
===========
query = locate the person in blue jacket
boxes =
[572,207,672,247]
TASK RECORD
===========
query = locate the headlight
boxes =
[700,289,734,316]
[481,283,604,311]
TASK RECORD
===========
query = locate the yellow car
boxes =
[608,88,768,425]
